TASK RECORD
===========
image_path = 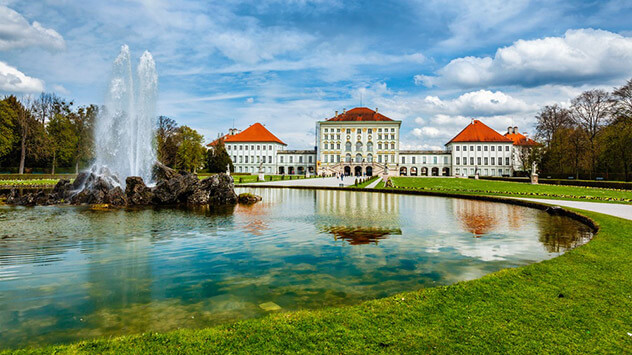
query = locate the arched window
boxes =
[367,154,373,163]
[345,142,352,152]
[355,154,362,163]
[345,153,352,163]
[367,142,373,151]
[356,141,363,151]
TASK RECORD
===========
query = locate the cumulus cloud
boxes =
[0,5,65,51]
[417,29,632,88]
[422,90,534,116]
[0,61,44,92]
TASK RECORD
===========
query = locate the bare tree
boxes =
[570,89,611,178]
[535,104,572,145]
[612,78,632,118]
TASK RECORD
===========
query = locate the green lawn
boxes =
[385,177,632,204]
[0,179,63,187]
[6,206,631,354]
[352,175,379,188]
[232,174,318,184]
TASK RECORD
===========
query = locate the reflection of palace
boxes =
[453,199,511,236]
[209,107,537,177]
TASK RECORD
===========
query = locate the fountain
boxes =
[7,45,238,207]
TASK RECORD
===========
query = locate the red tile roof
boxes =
[504,132,539,146]
[218,123,286,145]
[326,107,394,122]
[447,120,513,144]
[207,133,230,147]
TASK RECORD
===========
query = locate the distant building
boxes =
[446,120,514,177]
[209,108,537,177]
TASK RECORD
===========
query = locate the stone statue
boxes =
[257,161,265,181]
[226,164,231,176]
[532,161,538,175]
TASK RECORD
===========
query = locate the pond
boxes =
[0,188,593,349]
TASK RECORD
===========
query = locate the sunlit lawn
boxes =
[383,177,632,204]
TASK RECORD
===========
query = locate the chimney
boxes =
[513,126,518,134]
[507,126,512,134]
[375,107,378,112]
[335,110,338,117]
[343,108,346,114]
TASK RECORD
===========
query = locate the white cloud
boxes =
[0,61,44,92]
[422,90,534,116]
[417,29,632,88]
[0,5,65,51]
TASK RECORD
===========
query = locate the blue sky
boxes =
[2,0,632,149]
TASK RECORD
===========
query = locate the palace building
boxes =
[209,107,537,177]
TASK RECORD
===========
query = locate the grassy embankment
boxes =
[381,177,632,204]
[351,175,379,188]
[6,206,631,354]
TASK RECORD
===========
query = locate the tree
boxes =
[612,78,632,118]
[71,105,97,173]
[175,126,205,172]
[564,127,589,179]
[47,113,77,174]
[535,104,572,145]
[570,89,612,178]
[4,96,37,174]
[0,99,17,162]
[205,138,233,173]
[156,115,179,167]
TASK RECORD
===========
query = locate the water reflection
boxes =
[323,226,402,245]
[0,188,592,349]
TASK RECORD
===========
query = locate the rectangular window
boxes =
[346,129,351,134]
[337,143,340,149]
[368,128,372,134]
[378,134,382,140]
[505,157,510,165]
[484,157,488,165]
[456,146,460,151]
[378,155,382,163]
[456,157,460,165]
[239,156,243,163]
[280,156,284,163]
[325,128,328,132]
[391,134,395,140]
[477,157,481,165]
[470,157,474,165]
[299,156,303,163]
[290,156,293,163]
[484,146,488,151]
[491,157,495,165]
[309,156,313,163]
[268,156,272,163]
[477,146,481,151]
[412,157,416,164]
[498,158,502,166]
[423,156,427,164]
[245,156,249,163]
[269,145,272,150]
[336,155,340,162]
[505,146,510,151]
[470,146,474,151]
[491,146,495,152]
[433,156,437,164]
[324,143,328,149]
[245,145,248,151]
[497,146,502,151]
[401,157,406,164]
[227,145,231,151]
[251,145,254,150]
[391,128,395,132]
[444,157,448,164]
[391,143,395,149]
[257,156,260,163]
[262,145,265,151]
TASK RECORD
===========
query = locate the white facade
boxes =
[226,142,285,174]
[447,142,514,177]
[217,111,533,177]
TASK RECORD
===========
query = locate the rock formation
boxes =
[6,163,238,207]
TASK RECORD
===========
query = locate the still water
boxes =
[0,188,592,348]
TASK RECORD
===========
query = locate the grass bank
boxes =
[6,193,631,354]
[385,177,632,204]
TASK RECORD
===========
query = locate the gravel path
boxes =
[242,176,355,187]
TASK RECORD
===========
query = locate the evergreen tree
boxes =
[205,138,234,173]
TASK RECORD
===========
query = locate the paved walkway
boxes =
[512,197,632,221]
[243,176,355,187]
